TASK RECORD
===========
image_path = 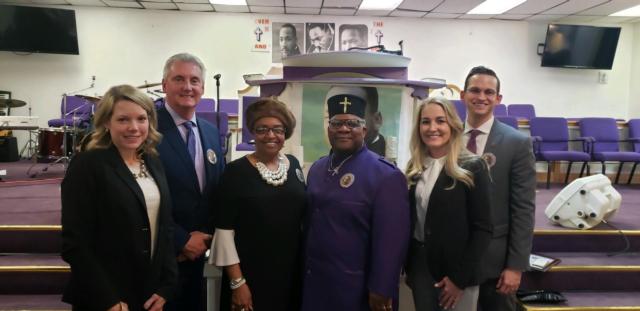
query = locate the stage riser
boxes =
[532,234,640,253]
[522,271,640,291]
[0,272,67,294]
[0,231,61,253]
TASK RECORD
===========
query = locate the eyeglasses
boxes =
[254,126,286,136]
[328,119,365,130]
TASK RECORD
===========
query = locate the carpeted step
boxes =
[522,252,640,291]
[0,254,68,294]
[0,226,61,253]
[520,290,640,310]
[533,229,640,253]
[0,294,69,310]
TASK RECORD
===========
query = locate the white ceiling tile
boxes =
[181,0,209,3]
[506,0,567,15]
[286,6,319,14]
[592,15,638,22]
[542,0,608,15]
[424,12,462,19]
[142,2,178,9]
[458,13,493,19]
[285,0,320,8]
[389,9,427,17]
[250,5,284,13]
[432,0,484,14]
[141,0,173,2]
[526,14,566,21]
[103,0,143,8]
[213,3,249,12]
[557,14,599,22]
[66,0,106,6]
[579,0,640,15]
[30,0,69,4]
[323,0,359,8]
[355,9,392,16]
[396,0,441,11]
[176,2,214,10]
[321,7,356,15]
[246,0,281,6]
[495,14,531,20]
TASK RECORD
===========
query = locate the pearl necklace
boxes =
[255,155,288,186]
[328,154,353,176]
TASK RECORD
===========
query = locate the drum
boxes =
[37,128,73,161]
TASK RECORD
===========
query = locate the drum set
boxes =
[23,82,164,177]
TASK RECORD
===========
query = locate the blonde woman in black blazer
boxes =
[61,85,177,311]
[404,97,493,311]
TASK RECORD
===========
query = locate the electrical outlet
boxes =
[598,71,608,84]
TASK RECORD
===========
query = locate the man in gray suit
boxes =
[460,66,536,310]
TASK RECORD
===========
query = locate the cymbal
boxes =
[137,82,162,88]
[75,94,101,102]
[0,99,27,108]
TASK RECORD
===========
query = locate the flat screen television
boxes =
[541,24,620,69]
[0,5,79,55]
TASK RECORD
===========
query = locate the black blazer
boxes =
[61,146,177,310]
[408,157,493,289]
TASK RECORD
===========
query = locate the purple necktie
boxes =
[467,129,481,154]
[183,121,196,163]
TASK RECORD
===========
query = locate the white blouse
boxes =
[128,164,160,258]
[414,156,445,242]
[208,229,240,266]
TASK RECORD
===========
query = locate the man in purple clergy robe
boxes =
[302,86,411,311]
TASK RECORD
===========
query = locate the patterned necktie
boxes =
[466,129,481,154]
[183,121,196,163]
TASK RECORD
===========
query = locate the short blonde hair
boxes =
[86,84,161,156]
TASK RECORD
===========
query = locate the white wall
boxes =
[630,22,640,118]
[0,6,637,145]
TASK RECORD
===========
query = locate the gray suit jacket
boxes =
[479,120,536,280]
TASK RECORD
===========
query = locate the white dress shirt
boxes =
[165,103,205,192]
[463,116,494,155]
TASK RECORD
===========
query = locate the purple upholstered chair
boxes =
[451,100,466,122]
[219,99,239,117]
[579,118,640,184]
[153,97,165,110]
[507,104,536,121]
[47,95,94,128]
[530,117,591,188]
[236,96,259,152]
[495,116,518,129]
[626,119,640,184]
[493,104,507,116]
[197,111,230,155]
[195,98,216,112]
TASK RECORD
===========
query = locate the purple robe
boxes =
[301,147,410,311]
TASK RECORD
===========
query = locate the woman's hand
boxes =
[107,302,129,311]
[144,294,166,311]
[231,283,253,311]
[435,276,464,310]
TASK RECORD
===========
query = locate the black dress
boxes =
[217,155,306,311]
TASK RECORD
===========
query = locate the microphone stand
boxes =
[214,74,221,129]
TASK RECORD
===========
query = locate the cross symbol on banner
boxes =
[375,30,384,45]
[255,27,264,42]
[340,97,351,113]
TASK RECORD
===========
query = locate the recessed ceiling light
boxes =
[467,0,527,15]
[610,4,640,17]
[359,0,403,11]
[209,0,246,5]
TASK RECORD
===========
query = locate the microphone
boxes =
[214,74,221,80]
